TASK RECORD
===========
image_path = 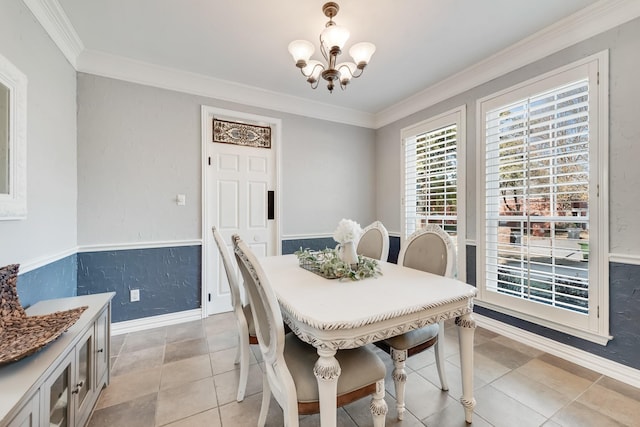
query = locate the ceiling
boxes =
[55,0,602,120]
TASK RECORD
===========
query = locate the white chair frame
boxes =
[356,220,390,262]
[387,224,456,419]
[232,235,388,427]
[212,227,256,402]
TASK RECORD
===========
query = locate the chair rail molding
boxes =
[77,239,202,253]
[609,253,640,265]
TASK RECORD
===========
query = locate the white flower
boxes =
[333,219,363,244]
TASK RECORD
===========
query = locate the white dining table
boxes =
[259,254,478,426]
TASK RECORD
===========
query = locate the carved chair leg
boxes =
[390,347,408,420]
[435,320,449,391]
[370,379,388,427]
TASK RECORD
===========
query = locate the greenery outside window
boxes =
[477,52,609,344]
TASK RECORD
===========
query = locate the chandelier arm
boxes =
[349,67,365,79]
[299,62,325,79]
[310,79,319,90]
[319,35,330,63]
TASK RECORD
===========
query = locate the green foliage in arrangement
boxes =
[294,248,381,281]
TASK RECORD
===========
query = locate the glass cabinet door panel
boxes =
[49,365,70,427]
[76,338,90,407]
[95,309,109,383]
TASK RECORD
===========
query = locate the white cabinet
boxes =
[42,329,93,427]
[6,392,39,427]
[0,293,115,427]
[94,309,109,390]
[44,352,73,427]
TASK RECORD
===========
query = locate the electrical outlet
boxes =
[130,289,140,302]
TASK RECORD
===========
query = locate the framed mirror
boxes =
[0,52,27,220]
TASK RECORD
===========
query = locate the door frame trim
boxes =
[200,105,282,318]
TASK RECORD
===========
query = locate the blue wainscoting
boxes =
[77,245,201,323]
[16,255,77,309]
[282,237,338,254]
[282,235,401,263]
[388,236,400,264]
[466,245,640,370]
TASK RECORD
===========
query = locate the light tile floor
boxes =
[87,313,640,427]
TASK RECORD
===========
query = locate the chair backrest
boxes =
[212,227,243,311]
[356,221,390,262]
[398,224,456,277]
[232,234,289,376]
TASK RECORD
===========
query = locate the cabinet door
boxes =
[94,308,109,387]
[74,328,94,427]
[6,390,39,427]
[44,353,74,427]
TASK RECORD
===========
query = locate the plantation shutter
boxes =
[404,124,458,238]
[484,79,590,314]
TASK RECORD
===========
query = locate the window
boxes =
[402,106,466,280]
[477,52,609,344]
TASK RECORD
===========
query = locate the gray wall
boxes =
[375,17,640,369]
[376,17,640,254]
[0,1,78,269]
[281,115,376,235]
[76,73,377,245]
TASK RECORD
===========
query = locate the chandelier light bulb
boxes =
[349,42,376,68]
[288,40,315,67]
[321,25,350,51]
[303,60,323,82]
[336,62,357,84]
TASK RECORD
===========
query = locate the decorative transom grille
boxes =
[213,119,271,148]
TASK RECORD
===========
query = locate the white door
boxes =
[202,107,280,315]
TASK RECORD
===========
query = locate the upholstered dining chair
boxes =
[232,235,388,427]
[356,220,390,262]
[374,224,456,420]
[212,226,257,402]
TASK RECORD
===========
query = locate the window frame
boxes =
[476,51,610,344]
[401,105,466,281]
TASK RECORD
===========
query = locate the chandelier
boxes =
[287,2,376,93]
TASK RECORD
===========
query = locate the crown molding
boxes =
[23,0,640,129]
[374,0,640,129]
[21,0,83,68]
[76,49,376,128]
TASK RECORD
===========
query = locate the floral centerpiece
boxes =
[295,248,381,281]
[333,219,362,267]
[333,218,363,245]
[294,219,381,281]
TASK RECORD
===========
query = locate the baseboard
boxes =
[111,309,203,335]
[474,313,640,389]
